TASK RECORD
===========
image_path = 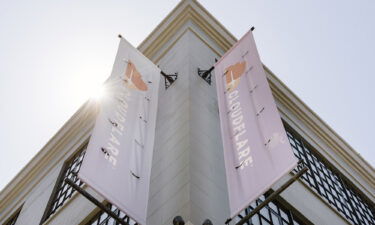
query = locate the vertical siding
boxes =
[147,29,230,225]
[147,33,191,225]
[188,31,230,225]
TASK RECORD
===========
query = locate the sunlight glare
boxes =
[90,84,107,101]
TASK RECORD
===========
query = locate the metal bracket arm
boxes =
[226,163,308,225]
[160,71,178,89]
[64,178,131,225]
[197,66,214,85]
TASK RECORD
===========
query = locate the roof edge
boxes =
[265,65,375,193]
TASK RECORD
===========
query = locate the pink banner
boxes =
[214,30,298,218]
[79,38,160,225]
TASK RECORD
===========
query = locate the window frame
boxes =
[235,192,312,225]
[40,143,87,224]
[284,123,375,225]
[83,203,138,225]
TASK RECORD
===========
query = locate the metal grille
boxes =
[286,129,375,225]
[86,204,138,225]
[345,185,375,225]
[41,146,86,223]
[4,208,21,225]
[235,194,306,225]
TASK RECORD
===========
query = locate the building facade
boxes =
[0,1,374,225]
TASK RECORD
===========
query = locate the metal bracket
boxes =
[161,71,178,89]
[197,66,214,85]
[226,160,308,225]
[64,178,131,225]
[197,59,217,85]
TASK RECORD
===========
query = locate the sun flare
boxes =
[90,85,107,101]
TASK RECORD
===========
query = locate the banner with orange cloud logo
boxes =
[79,37,160,225]
[214,30,298,218]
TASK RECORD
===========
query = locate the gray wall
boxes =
[147,29,230,225]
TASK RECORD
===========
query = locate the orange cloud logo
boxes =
[224,61,246,92]
[123,61,148,91]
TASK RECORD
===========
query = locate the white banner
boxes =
[79,37,160,225]
[214,30,298,218]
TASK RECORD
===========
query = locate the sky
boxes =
[0,0,374,191]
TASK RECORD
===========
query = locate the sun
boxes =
[90,85,107,101]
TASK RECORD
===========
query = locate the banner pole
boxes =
[64,178,130,225]
[231,166,308,225]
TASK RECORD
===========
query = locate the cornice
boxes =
[0,101,98,218]
[137,0,374,199]
[138,0,236,60]
[1,0,373,219]
[266,66,375,199]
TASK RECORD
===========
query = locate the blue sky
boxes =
[0,0,374,191]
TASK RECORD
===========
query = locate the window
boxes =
[40,145,87,223]
[85,203,138,225]
[286,127,375,225]
[3,207,22,225]
[235,194,307,225]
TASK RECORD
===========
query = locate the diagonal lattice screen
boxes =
[286,128,375,225]
[235,194,306,225]
[85,203,138,225]
[41,146,86,223]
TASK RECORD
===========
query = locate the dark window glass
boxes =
[286,128,375,225]
[235,194,306,225]
[235,127,375,225]
[41,144,136,225]
[40,145,86,223]
[85,203,138,225]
